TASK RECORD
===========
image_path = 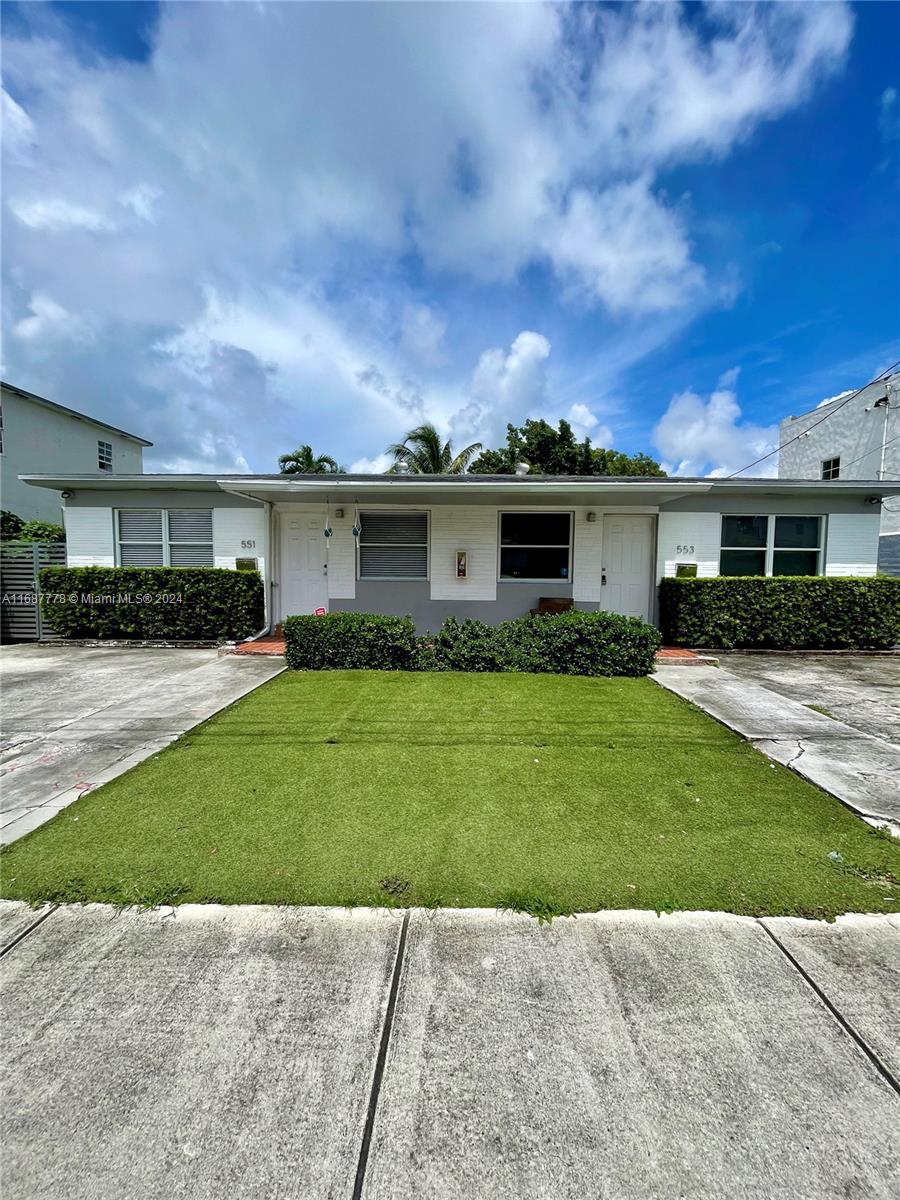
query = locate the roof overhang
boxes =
[20,473,900,506]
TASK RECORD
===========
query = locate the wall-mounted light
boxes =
[456,550,468,578]
[586,511,597,523]
[334,508,344,518]
[61,490,73,500]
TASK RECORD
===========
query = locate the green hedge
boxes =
[659,576,900,650]
[38,567,264,641]
[285,610,661,677]
[284,612,418,670]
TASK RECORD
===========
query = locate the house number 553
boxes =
[676,544,695,554]
[241,539,256,550]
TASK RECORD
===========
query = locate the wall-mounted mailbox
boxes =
[456,550,468,579]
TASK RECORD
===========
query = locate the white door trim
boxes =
[600,513,655,621]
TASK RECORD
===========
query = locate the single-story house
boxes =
[20,472,900,632]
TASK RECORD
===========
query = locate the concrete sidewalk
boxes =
[0,646,284,844]
[653,665,900,827]
[2,902,898,1199]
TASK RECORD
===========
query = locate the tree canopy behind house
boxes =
[386,422,482,474]
[278,445,342,474]
[468,419,666,476]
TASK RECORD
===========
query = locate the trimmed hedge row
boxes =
[284,609,662,677]
[38,566,264,641]
[659,576,900,650]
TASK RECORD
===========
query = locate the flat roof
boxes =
[19,471,900,500]
[1,381,153,447]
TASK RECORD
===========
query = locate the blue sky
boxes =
[2,1,898,475]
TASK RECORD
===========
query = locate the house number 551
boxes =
[241,539,256,550]
[676,544,694,554]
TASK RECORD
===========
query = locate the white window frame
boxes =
[497,510,574,583]
[357,509,430,581]
[98,440,113,472]
[821,456,840,480]
[719,514,825,577]
[116,509,214,567]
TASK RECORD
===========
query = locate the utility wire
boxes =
[829,429,900,475]
[726,359,900,479]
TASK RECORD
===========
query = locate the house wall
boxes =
[778,378,900,555]
[52,491,888,635]
[0,387,145,523]
[63,490,269,582]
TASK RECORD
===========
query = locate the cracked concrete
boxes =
[2,902,898,1200]
[0,645,284,844]
[653,663,900,827]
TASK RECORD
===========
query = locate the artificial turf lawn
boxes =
[2,670,898,919]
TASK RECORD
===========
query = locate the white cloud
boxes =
[11,196,112,232]
[399,304,447,368]
[349,453,392,475]
[0,2,853,466]
[13,292,90,344]
[565,403,613,446]
[652,370,778,477]
[454,331,551,444]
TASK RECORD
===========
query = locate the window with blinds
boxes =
[117,509,214,567]
[358,511,428,578]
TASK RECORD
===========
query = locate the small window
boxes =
[118,509,164,566]
[719,515,823,577]
[719,515,767,576]
[499,512,571,580]
[773,516,821,576]
[117,509,214,567]
[359,512,428,578]
[167,509,214,567]
[98,440,113,471]
[821,456,840,481]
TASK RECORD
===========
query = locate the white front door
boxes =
[281,513,328,618]
[601,515,654,621]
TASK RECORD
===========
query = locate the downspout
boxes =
[212,488,273,641]
[244,498,274,641]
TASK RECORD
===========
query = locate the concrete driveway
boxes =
[717,653,900,745]
[655,655,900,827]
[0,645,284,844]
[2,902,898,1200]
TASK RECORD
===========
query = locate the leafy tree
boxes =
[1,511,23,540]
[278,445,341,474]
[18,519,65,543]
[469,418,666,477]
[386,422,482,474]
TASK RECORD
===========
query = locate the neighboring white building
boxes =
[20,471,900,632]
[0,382,151,525]
[779,372,900,574]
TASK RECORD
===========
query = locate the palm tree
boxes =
[278,445,340,474]
[386,422,482,475]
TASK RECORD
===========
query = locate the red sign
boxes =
[314,607,327,616]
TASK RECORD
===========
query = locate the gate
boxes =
[0,542,66,642]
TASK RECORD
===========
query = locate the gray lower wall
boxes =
[331,580,598,633]
[877,534,900,577]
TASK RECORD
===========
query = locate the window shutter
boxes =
[118,510,163,542]
[360,512,427,545]
[359,512,427,578]
[168,510,213,541]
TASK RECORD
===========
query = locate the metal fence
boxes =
[0,542,66,642]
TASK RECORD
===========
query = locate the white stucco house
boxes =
[19,470,900,633]
[0,381,151,525]
[779,371,900,575]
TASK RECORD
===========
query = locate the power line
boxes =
[830,429,900,475]
[726,359,900,479]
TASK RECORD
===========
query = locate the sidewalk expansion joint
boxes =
[758,919,900,1100]
[352,908,410,1200]
[0,905,59,959]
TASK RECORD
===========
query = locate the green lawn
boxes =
[2,671,898,919]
